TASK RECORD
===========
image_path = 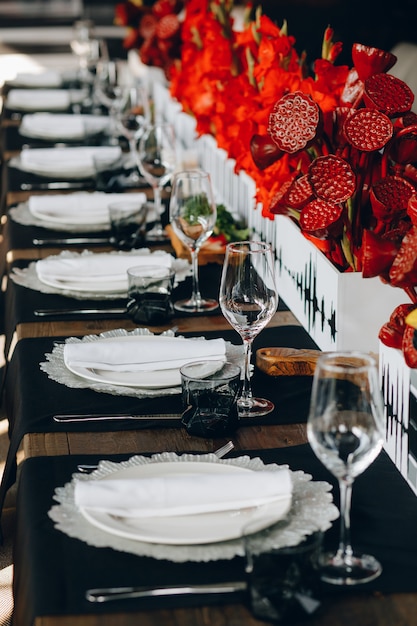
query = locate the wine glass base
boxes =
[238,398,274,418]
[174,298,219,314]
[319,551,382,585]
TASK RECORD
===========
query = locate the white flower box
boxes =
[273,216,407,352]
[155,85,407,353]
[379,342,417,494]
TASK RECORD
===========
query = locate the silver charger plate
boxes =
[10,249,191,300]
[40,327,244,399]
[48,451,339,563]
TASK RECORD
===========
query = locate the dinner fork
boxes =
[76,441,235,473]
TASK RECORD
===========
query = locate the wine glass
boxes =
[219,241,278,417]
[94,59,131,144]
[119,83,151,186]
[136,122,176,242]
[307,351,384,585]
[169,169,218,313]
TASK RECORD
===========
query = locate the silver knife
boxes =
[53,413,180,422]
[34,308,127,316]
[20,181,93,191]
[86,581,247,603]
[33,237,112,246]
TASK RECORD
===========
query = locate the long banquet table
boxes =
[3,51,417,626]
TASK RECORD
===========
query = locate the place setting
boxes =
[4,87,88,114]
[8,144,123,181]
[48,448,338,568]
[10,247,190,300]
[9,191,148,235]
[18,112,111,144]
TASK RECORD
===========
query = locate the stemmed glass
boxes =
[307,351,384,585]
[136,122,176,241]
[119,83,151,186]
[94,60,131,144]
[219,241,278,417]
[169,169,218,313]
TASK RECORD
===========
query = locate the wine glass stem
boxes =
[240,339,254,407]
[190,248,202,308]
[337,478,354,562]
[152,185,164,231]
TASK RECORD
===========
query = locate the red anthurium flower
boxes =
[389,226,417,288]
[351,43,397,81]
[379,303,416,349]
[389,124,417,165]
[403,325,417,367]
[250,133,282,170]
[361,229,400,278]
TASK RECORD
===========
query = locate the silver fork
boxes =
[76,441,235,473]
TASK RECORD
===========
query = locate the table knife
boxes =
[32,237,112,246]
[53,413,180,422]
[34,308,127,316]
[20,181,93,191]
[86,581,247,603]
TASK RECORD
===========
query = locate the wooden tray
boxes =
[166,225,226,265]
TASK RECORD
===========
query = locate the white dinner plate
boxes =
[64,335,225,389]
[79,461,292,545]
[37,274,127,294]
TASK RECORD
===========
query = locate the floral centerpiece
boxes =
[116,0,417,362]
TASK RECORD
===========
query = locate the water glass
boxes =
[180,360,241,437]
[244,525,323,623]
[108,200,148,250]
[127,265,175,325]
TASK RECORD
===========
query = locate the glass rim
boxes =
[227,240,272,253]
[127,265,175,278]
[316,351,377,373]
[180,359,241,381]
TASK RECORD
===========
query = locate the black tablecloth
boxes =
[3,261,226,357]
[13,444,417,626]
[5,208,112,250]
[0,324,318,532]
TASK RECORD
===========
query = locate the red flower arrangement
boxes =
[114,0,184,78]
[117,0,417,364]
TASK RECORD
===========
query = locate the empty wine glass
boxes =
[170,169,218,313]
[119,83,151,186]
[70,20,98,84]
[94,59,131,144]
[307,351,384,585]
[219,241,278,417]
[136,122,176,241]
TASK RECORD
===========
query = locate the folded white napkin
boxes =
[28,192,146,226]
[6,89,85,111]
[74,466,292,517]
[20,114,109,140]
[36,251,173,289]
[10,70,63,88]
[19,146,121,178]
[64,335,226,372]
